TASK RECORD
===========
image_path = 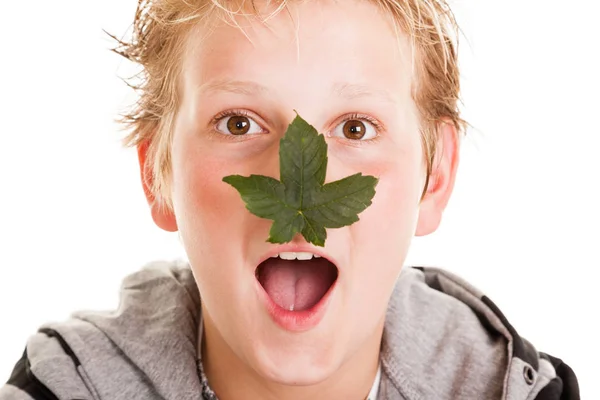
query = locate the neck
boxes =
[201,307,383,400]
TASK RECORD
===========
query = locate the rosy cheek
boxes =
[366,174,417,223]
[349,161,422,258]
[184,156,246,221]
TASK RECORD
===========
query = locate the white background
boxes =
[0,0,598,398]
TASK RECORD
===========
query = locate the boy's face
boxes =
[143,0,457,386]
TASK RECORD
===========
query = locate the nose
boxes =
[253,109,313,179]
[256,107,337,183]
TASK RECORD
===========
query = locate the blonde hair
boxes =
[109,0,465,210]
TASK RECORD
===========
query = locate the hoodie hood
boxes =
[2,261,579,400]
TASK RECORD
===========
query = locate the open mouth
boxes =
[256,252,339,312]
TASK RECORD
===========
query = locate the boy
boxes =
[1,0,579,399]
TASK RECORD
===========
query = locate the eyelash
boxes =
[210,109,267,140]
[211,109,384,143]
[339,113,383,132]
[212,109,253,125]
[333,113,384,145]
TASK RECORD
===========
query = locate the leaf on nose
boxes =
[222,112,378,247]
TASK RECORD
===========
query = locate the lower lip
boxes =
[255,277,337,332]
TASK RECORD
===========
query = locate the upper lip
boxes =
[256,244,339,268]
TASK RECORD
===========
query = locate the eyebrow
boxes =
[198,79,396,103]
[332,82,397,103]
[198,79,270,96]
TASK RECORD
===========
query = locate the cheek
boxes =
[346,153,424,280]
[175,156,236,228]
[170,137,279,271]
[170,145,250,260]
[328,143,424,249]
[356,168,421,253]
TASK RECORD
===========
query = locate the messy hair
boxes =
[109,0,465,210]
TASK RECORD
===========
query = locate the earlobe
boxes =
[415,120,460,236]
[137,141,178,232]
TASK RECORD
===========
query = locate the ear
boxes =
[137,141,178,232]
[415,120,460,236]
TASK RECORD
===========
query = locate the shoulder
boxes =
[379,266,580,400]
[1,329,89,400]
[118,259,197,292]
[2,260,198,400]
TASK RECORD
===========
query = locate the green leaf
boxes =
[223,113,378,247]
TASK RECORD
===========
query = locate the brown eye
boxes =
[342,120,366,140]
[332,117,377,141]
[227,116,251,135]
[215,113,263,136]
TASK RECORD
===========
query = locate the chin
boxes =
[235,242,352,386]
[250,341,341,386]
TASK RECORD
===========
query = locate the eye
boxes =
[331,116,379,141]
[215,112,264,136]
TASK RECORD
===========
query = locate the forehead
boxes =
[181,0,414,108]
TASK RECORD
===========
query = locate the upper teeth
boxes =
[271,252,322,260]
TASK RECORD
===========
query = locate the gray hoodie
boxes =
[1,261,579,400]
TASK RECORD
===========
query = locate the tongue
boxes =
[258,258,337,311]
